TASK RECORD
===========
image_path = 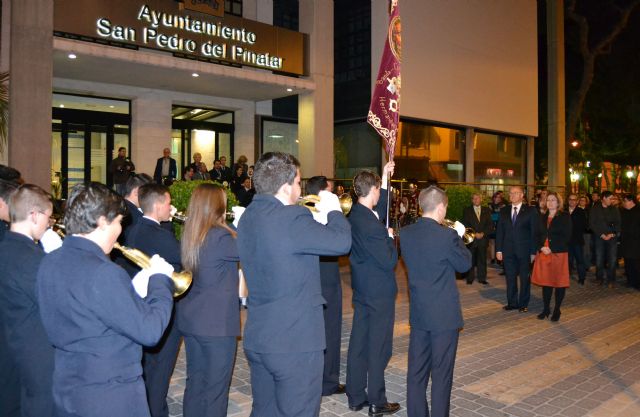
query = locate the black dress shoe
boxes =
[519,307,528,312]
[503,305,518,311]
[466,281,473,285]
[550,310,561,322]
[537,311,550,320]
[349,401,369,412]
[369,402,400,416]
[479,280,489,285]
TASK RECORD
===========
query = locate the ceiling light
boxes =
[68,53,77,59]
[59,104,65,108]
[109,105,115,109]
[191,108,202,114]
[268,134,283,139]
[286,88,293,92]
[192,73,199,77]
[295,139,300,143]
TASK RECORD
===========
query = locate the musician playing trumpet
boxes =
[36,182,175,417]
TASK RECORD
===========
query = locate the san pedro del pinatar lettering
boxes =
[96,4,284,70]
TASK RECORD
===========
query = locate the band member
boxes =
[0,178,19,417]
[496,186,538,312]
[178,184,240,416]
[124,183,182,417]
[0,185,55,417]
[237,152,351,417]
[121,173,154,236]
[36,182,175,417]
[461,193,493,285]
[401,186,471,417]
[346,162,401,416]
[306,175,346,396]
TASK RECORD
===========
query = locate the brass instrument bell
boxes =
[113,243,192,297]
[442,219,476,245]
[298,193,353,216]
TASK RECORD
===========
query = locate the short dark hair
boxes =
[253,152,300,195]
[0,164,22,183]
[214,159,221,164]
[353,170,381,198]
[622,193,635,202]
[419,185,448,212]
[138,184,170,214]
[9,184,52,223]
[125,173,153,197]
[118,147,126,152]
[306,176,328,195]
[601,190,614,199]
[64,182,126,234]
[0,179,19,203]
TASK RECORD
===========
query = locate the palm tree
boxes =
[0,72,8,154]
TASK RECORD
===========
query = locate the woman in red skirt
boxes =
[531,191,572,321]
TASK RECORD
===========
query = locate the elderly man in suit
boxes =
[346,162,401,416]
[37,182,175,417]
[0,185,55,417]
[401,186,471,417]
[124,183,182,417]
[153,148,177,185]
[462,192,493,285]
[237,152,351,417]
[496,186,538,312]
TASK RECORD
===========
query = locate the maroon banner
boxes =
[367,0,401,161]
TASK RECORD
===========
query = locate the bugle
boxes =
[442,219,475,245]
[298,193,353,216]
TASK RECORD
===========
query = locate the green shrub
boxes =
[444,185,478,222]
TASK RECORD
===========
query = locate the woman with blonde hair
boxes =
[177,183,239,416]
[531,191,572,321]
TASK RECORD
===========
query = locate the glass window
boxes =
[225,0,242,16]
[262,119,299,158]
[334,121,381,180]
[394,121,464,182]
[53,94,129,114]
[171,106,233,124]
[474,132,526,185]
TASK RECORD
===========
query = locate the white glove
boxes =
[453,221,466,238]
[148,254,174,278]
[39,228,63,253]
[132,269,151,298]
[232,206,245,228]
[170,205,177,217]
[312,191,341,225]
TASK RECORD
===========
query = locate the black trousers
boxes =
[406,328,459,417]
[346,297,395,407]
[503,253,532,308]
[245,349,323,417]
[183,335,236,417]
[568,243,587,282]
[465,238,488,283]
[320,260,343,395]
[143,313,182,417]
[624,257,640,289]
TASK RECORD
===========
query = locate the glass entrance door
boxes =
[172,127,234,179]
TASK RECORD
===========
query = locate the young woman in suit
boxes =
[531,191,572,321]
[178,183,240,416]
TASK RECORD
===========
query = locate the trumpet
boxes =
[442,219,476,245]
[298,193,353,216]
[112,243,192,297]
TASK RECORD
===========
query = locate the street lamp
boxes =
[626,170,635,179]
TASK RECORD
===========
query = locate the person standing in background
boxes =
[109,147,135,195]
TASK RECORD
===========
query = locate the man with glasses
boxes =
[496,186,538,312]
[567,194,588,285]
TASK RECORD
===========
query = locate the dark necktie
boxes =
[512,206,518,225]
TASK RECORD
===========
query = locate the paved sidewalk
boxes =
[167,261,640,417]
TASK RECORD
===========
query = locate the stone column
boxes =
[131,95,171,176]
[298,0,334,177]
[547,0,566,189]
[8,0,53,188]
[465,127,475,183]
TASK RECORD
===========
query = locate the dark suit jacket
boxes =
[237,194,351,353]
[236,187,255,207]
[153,157,177,184]
[219,166,232,183]
[177,227,240,337]
[537,211,572,253]
[209,168,224,182]
[0,220,8,241]
[462,205,493,244]
[569,207,588,245]
[124,217,182,273]
[496,204,539,257]
[349,189,398,301]
[620,205,640,259]
[121,199,143,238]
[36,236,173,417]
[0,232,54,407]
[400,218,471,331]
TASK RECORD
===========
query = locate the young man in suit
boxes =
[401,185,471,417]
[589,190,621,287]
[209,159,224,182]
[37,182,175,417]
[346,162,401,416]
[0,184,55,417]
[153,148,177,185]
[306,175,347,397]
[237,152,351,417]
[496,186,538,312]
[124,183,182,417]
[567,194,588,285]
[219,156,233,183]
[462,193,493,285]
[620,194,640,290]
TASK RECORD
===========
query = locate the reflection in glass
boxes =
[334,122,381,180]
[473,132,525,185]
[90,126,108,184]
[67,124,85,196]
[262,120,298,157]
